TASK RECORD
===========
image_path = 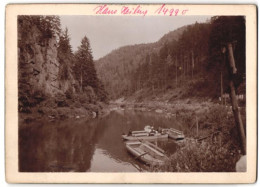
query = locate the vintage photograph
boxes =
[17,14,247,173]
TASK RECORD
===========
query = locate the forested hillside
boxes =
[95,17,245,102]
[18,16,107,121]
[95,26,186,99]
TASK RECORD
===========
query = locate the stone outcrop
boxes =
[18,17,107,120]
[18,19,61,98]
[18,18,78,113]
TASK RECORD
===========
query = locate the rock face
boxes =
[18,18,77,113]
[18,19,61,97]
[17,16,106,120]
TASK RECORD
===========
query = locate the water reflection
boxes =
[19,110,179,172]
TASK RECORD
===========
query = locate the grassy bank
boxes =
[150,105,246,172]
[112,94,246,172]
[19,93,109,125]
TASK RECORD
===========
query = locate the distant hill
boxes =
[95,25,188,99]
[95,18,245,101]
[157,26,187,45]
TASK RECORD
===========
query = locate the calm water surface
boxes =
[19,109,183,172]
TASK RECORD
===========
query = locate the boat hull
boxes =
[162,128,185,140]
[125,141,167,166]
[122,134,168,141]
[168,133,185,140]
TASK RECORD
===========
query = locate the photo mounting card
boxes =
[5,3,257,183]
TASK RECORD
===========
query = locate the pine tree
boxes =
[74,36,99,93]
[58,27,72,56]
[39,15,61,38]
[58,27,74,81]
[208,16,245,96]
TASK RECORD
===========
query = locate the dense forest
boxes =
[18,16,245,119]
[96,16,245,101]
[18,16,107,120]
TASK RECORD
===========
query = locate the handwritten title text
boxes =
[93,4,189,17]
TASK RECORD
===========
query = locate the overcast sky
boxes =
[60,16,211,60]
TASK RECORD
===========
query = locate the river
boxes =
[19,109,183,172]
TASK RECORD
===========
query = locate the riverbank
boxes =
[19,96,110,125]
[19,94,246,172]
[111,97,246,172]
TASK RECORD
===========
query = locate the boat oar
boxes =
[134,152,148,159]
[136,137,143,143]
[129,162,142,172]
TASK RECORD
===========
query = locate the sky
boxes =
[60,16,211,60]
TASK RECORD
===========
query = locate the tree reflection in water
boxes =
[19,110,179,172]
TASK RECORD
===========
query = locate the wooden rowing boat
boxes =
[162,128,185,140]
[125,141,168,166]
[122,133,168,141]
[123,125,168,140]
[131,130,148,134]
[131,125,152,134]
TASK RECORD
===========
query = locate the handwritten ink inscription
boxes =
[94,5,118,15]
[121,5,148,16]
[155,4,188,16]
[93,4,189,16]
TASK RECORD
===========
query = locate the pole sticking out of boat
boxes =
[134,152,148,159]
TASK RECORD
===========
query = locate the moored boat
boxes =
[131,125,152,135]
[123,125,168,140]
[162,128,185,140]
[125,141,168,166]
[122,133,168,141]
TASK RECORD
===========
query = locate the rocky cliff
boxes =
[18,16,106,121]
[18,21,61,98]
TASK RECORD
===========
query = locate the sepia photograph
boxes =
[5,4,257,183]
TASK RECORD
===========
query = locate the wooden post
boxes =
[221,47,226,105]
[191,50,194,79]
[196,116,199,137]
[175,56,178,87]
[220,70,223,105]
[226,42,246,155]
[80,65,83,93]
[164,59,167,92]
[227,43,237,74]
[183,53,186,80]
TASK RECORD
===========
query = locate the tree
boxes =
[74,36,99,93]
[209,16,245,75]
[209,16,246,154]
[39,16,61,39]
[58,27,74,82]
[58,27,72,56]
[18,15,61,40]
